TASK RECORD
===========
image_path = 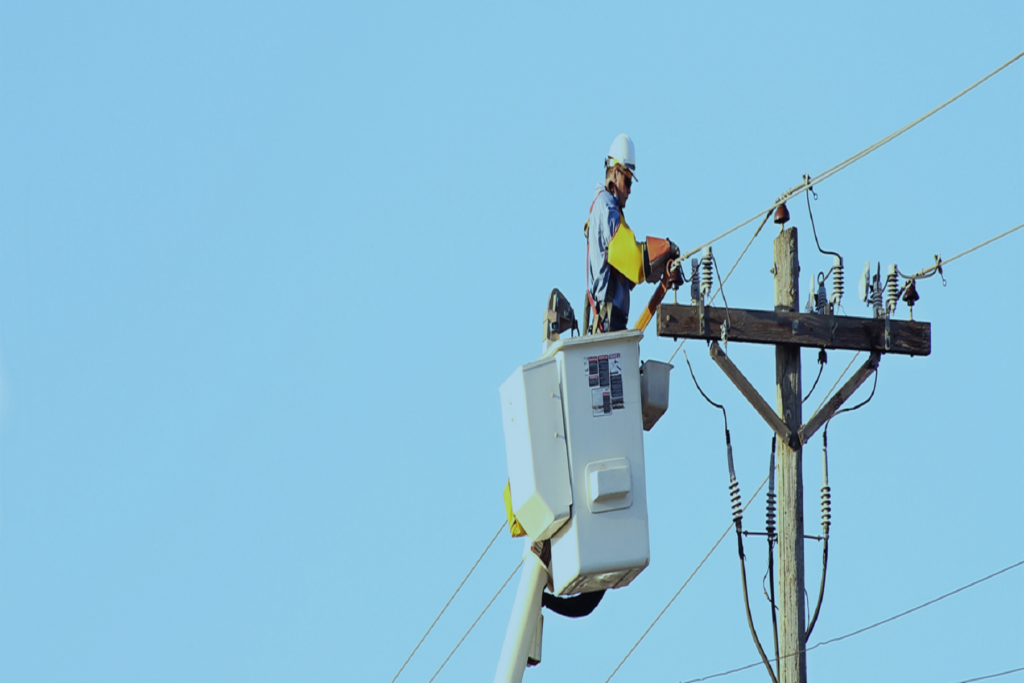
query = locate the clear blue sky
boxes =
[2,2,1021,682]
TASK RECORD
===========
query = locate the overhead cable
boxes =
[800,50,1024,194]
[804,426,833,641]
[804,181,841,263]
[678,559,1024,683]
[413,227,1022,681]
[951,668,1024,683]
[604,473,772,682]
[681,350,776,682]
[802,350,828,404]
[426,559,523,683]
[823,371,879,440]
[813,352,860,416]
[669,218,1021,370]
[668,50,1023,366]
[681,349,728,425]
[803,365,825,404]
[678,49,1024,262]
[711,212,771,307]
[899,222,1024,282]
[764,438,780,673]
[391,520,506,682]
[807,559,1023,651]
[666,325,688,366]
[667,212,770,365]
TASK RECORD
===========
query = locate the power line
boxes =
[408,222,1022,683]
[813,352,860,416]
[666,50,1023,366]
[677,49,1024,262]
[604,473,772,682]
[952,668,1024,683]
[668,218,1021,371]
[809,560,1023,649]
[668,212,771,365]
[809,220,1022,414]
[391,520,506,682]
[676,218,1020,408]
[806,50,1024,191]
[647,51,1023,683]
[900,222,1024,281]
[471,117,1017,682]
[710,213,769,307]
[678,559,1024,683]
[427,559,523,683]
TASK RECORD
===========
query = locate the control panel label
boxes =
[586,353,624,416]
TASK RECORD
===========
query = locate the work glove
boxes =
[643,238,681,283]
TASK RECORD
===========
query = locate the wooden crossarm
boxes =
[657,305,930,356]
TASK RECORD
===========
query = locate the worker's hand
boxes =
[644,237,680,283]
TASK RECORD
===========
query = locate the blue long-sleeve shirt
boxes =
[588,184,630,323]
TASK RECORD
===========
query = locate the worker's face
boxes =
[614,166,633,207]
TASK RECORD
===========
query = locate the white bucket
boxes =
[640,360,673,431]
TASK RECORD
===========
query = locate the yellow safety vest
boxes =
[607,215,645,285]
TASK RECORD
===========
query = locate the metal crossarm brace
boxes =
[798,352,881,444]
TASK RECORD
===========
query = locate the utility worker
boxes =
[536,135,682,622]
[585,134,679,333]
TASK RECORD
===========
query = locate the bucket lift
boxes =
[495,328,671,682]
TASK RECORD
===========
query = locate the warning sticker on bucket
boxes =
[586,353,623,416]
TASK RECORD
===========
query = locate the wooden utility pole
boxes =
[774,228,806,683]
[655,223,932,683]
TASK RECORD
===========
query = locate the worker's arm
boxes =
[608,228,680,285]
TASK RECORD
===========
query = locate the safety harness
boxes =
[586,188,644,333]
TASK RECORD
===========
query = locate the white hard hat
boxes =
[606,133,637,181]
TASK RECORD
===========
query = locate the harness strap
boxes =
[585,191,604,332]
[585,188,623,333]
[585,241,599,327]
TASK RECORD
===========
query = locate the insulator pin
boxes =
[885,264,899,316]
[690,258,700,304]
[902,279,920,320]
[815,275,828,314]
[729,479,743,525]
[830,256,844,310]
[820,485,832,537]
[871,272,884,319]
[700,247,713,300]
[774,202,790,225]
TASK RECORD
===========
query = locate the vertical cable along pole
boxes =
[730,432,777,683]
[806,431,831,639]
[681,351,775,682]
[766,436,780,673]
